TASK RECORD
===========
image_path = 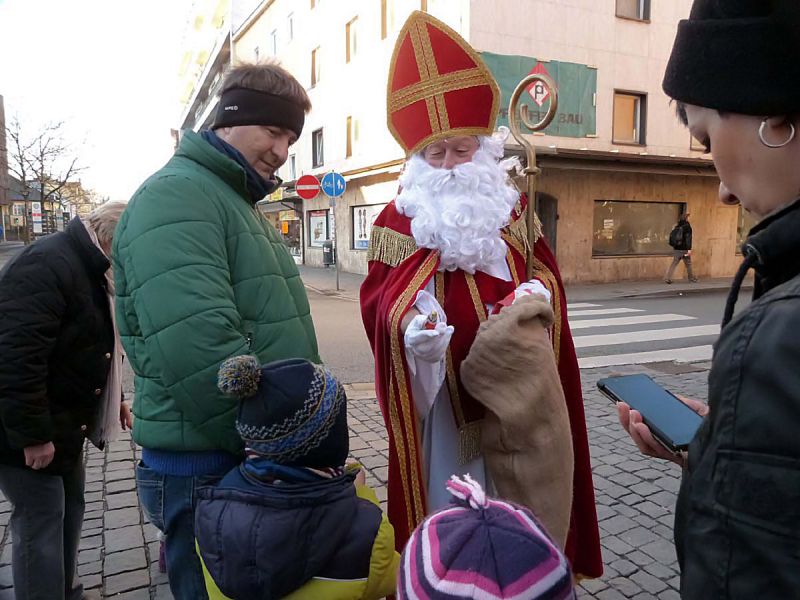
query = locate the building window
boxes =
[381,0,393,39]
[346,17,358,63]
[592,200,683,257]
[346,116,353,157]
[616,0,650,21]
[308,209,329,247]
[311,46,321,86]
[287,13,294,41]
[736,204,759,253]
[270,30,278,55]
[289,154,297,180]
[613,91,646,145]
[312,128,324,168]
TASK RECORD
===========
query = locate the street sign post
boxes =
[296,174,321,200]
[320,172,346,291]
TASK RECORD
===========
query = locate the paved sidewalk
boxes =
[298,263,751,303]
[0,363,707,598]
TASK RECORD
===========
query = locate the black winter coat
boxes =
[0,218,114,475]
[671,220,693,251]
[675,198,800,598]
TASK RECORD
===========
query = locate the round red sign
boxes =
[295,174,321,200]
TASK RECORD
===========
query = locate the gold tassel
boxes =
[367,226,418,267]
[458,420,483,465]
[507,207,542,255]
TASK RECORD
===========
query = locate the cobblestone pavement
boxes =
[0,365,710,599]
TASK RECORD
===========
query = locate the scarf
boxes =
[84,219,123,447]
[241,455,345,486]
[200,129,281,203]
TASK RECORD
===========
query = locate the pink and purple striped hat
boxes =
[398,475,576,600]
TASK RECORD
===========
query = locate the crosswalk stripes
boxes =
[564,302,719,369]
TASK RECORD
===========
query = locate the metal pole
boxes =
[508,74,559,279]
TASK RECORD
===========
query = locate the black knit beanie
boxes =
[663,0,800,115]
[217,356,349,469]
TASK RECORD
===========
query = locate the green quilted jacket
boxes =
[113,131,320,455]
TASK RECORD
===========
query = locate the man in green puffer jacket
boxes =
[112,62,320,600]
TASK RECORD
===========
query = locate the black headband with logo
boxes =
[212,87,306,138]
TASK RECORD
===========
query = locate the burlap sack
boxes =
[461,294,574,548]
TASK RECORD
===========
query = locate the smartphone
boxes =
[597,374,704,452]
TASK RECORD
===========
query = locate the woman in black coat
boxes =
[617,1,800,598]
[0,202,128,600]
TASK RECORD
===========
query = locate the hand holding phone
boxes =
[599,374,706,455]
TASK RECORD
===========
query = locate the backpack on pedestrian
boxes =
[669,224,684,249]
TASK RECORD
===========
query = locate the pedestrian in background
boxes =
[665,212,697,283]
[0,202,129,600]
[113,61,320,599]
[617,0,800,597]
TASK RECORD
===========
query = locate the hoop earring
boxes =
[758,119,796,148]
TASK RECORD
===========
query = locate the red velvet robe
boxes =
[360,196,603,579]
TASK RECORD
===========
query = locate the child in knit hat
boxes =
[398,475,576,600]
[194,356,400,600]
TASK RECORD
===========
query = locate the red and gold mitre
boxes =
[387,11,500,156]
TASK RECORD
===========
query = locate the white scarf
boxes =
[83,218,123,446]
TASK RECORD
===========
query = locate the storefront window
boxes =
[308,209,329,247]
[735,204,759,253]
[592,200,683,257]
[352,203,387,250]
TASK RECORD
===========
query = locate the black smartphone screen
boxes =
[598,374,704,451]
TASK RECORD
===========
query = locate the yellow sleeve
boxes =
[357,484,401,600]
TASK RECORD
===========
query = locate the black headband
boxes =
[212,87,306,138]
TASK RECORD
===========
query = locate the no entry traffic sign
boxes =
[296,174,321,200]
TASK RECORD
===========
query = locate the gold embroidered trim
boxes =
[465,274,487,323]
[506,249,521,287]
[530,257,562,364]
[367,226,418,267]
[389,69,488,112]
[388,252,439,523]
[386,371,415,535]
[459,420,483,466]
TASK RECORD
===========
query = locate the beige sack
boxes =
[461,295,574,548]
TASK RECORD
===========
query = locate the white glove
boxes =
[513,279,552,304]
[404,314,454,363]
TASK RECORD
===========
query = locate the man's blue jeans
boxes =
[135,461,222,600]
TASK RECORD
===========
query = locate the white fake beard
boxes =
[395,131,521,274]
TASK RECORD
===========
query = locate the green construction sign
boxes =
[480,52,597,138]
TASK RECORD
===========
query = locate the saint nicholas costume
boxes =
[360,11,602,579]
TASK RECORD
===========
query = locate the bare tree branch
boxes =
[5,116,84,208]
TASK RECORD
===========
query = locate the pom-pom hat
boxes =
[398,476,576,600]
[217,356,349,469]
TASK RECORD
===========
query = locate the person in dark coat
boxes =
[0,202,128,600]
[664,213,697,283]
[617,1,800,598]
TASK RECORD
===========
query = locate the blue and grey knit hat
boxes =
[218,356,349,469]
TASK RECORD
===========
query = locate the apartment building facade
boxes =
[182,0,753,283]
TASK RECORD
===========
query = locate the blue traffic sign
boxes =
[321,172,346,198]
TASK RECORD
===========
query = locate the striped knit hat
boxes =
[217,356,348,469]
[398,476,576,600]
